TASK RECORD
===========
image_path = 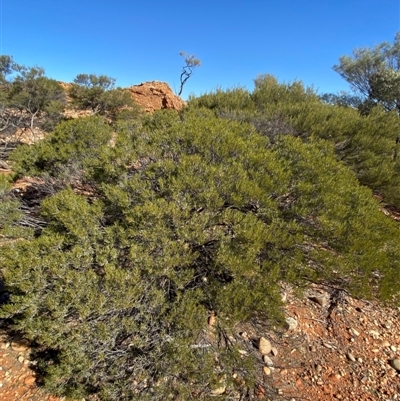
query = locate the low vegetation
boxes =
[1,35,400,400]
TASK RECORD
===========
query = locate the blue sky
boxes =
[1,0,399,99]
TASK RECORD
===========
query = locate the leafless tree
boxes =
[178,52,201,96]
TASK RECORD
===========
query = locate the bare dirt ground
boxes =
[259,285,400,401]
[0,328,60,401]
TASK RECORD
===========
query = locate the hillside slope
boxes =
[0,281,399,400]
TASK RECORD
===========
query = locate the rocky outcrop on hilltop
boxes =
[126,81,185,112]
[60,80,185,115]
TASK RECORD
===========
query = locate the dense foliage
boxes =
[9,116,114,182]
[190,75,400,207]
[1,51,400,400]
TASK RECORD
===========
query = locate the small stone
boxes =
[390,345,397,352]
[350,328,360,337]
[211,385,226,396]
[258,337,272,355]
[390,358,400,372]
[382,340,391,347]
[11,340,30,353]
[263,355,274,367]
[357,357,363,363]
[24,376,35,386]
[347,352,356,362]
[17,356,24,363]
[211,376,227,396]
[369,330,380,339]
[372,348,379,353]
[271,347,278,356]
[309,296,327,307]
[316,364,323,373]
[263,366,271,375]
[285,317,298,331]
[240,331,249,340]
[328,373,341,382]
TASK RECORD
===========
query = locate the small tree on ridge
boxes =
[178,52,201,96]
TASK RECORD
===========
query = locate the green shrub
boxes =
[193,77,400,207]
[2,109,400,400]
[188,87,255,114]
[68,74,140,121]
[10,116,113,181]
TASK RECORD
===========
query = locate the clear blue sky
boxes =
[1,0,399,99]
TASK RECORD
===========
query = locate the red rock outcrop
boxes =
[58,80,184,114]
[126,81,185,113]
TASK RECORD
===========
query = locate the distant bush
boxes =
[253,78,400,206]
[68,74,141,121]
[188,87,255,113]
[0,55,66,139]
